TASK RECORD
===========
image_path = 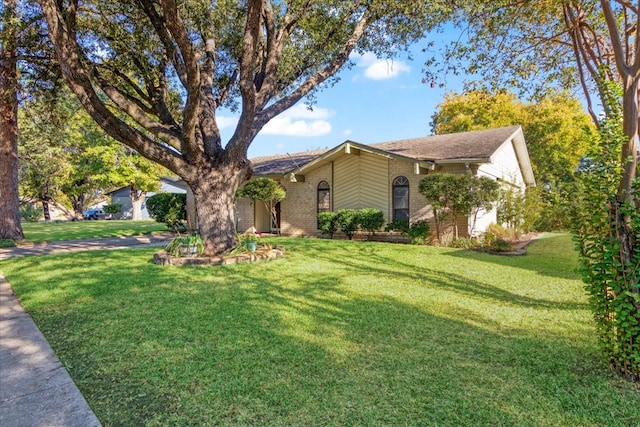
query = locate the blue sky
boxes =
[218,50,465,158]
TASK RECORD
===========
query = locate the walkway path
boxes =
[0,233,174,426]
[0,231,175,260]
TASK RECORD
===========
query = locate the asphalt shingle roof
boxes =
[251,149,327,176]
[370,126,521,161]
[250,126,522,175]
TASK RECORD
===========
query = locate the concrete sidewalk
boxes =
[0,274,102,426]
[0,232,175,260]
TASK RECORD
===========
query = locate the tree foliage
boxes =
[435,1,638,380]
[18,90,163,218]
[419,173,499,243]
[431,89,594,186]
[236,177,285,234]
[36,0,448,255]
[146,193,186,232]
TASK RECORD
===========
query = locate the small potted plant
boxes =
[239,232,261,253]
[165,233,204,257]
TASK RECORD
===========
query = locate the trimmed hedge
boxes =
[146,193,186,231]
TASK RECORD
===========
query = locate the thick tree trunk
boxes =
[188,161,249,255]
[42,200,51,221]
[130,188,145,220]
[0,0,24,240]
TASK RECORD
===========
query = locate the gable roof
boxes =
[250,125,535,185]
[370,125,522,161]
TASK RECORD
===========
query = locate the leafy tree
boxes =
[19,89,165,218]
[146,193,186,232]
[19,94,83,219]
[419,173,499,243]
[431,89,594,187]
[36,0,448,255]
[431,90,524,135]
[236,178,285,235]
[432,0,638,381]
[1,0,61,237]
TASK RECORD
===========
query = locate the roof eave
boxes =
[434,158,491,165]
[294,140,435,175]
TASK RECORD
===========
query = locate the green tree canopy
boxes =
[237,177,285,234]
[419,173,499,243]
[37,0,451,255]
[431,89,595,186]
[19,90,165,218]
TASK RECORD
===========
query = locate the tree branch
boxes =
[36,0,187,176]
[158,0,201,160]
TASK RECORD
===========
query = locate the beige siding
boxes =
[478,140,525,187]
[254,201,271,233]
[334,152,388,213]
[360,153,389,212]
[333,155,360,209]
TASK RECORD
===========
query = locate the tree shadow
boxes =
[1,242,635,425]
[445,233,582,281]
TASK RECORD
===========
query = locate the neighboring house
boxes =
[108,176,186,219]
[236,125,535,239]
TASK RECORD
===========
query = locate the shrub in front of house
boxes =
[358,208,385,234]
[103,203,122,218]
[385,219,409,234]
[318,211,339,239]
[146,193,186,231]
[407,220,430,245]
[335,209,360,240]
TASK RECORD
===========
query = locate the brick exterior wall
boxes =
[238,154,510,240]
[278,162,333,236]
[235,198,255,233]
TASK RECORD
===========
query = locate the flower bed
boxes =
[153,245,284,266]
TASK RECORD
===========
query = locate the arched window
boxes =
[317,181,331,214]
[317,181,331,229]
[392,176,409,222]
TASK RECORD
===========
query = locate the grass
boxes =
[1,233,638,426]
[19,220,169,243]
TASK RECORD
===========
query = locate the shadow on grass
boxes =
[1,246,637,426]
[301,240,588,312]
[445,233,582,281]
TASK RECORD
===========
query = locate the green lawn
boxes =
[19,220,169,243]
[1,234,638,426]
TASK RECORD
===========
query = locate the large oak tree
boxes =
[36,0,446,255]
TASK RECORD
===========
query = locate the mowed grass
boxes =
[20,220,169,243]
[1,234,638,426]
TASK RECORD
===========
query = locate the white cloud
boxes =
[261,104,333,137]
[352,52,410,80]
[216,115,238,129]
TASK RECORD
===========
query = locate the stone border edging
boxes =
[153,245,285,266]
